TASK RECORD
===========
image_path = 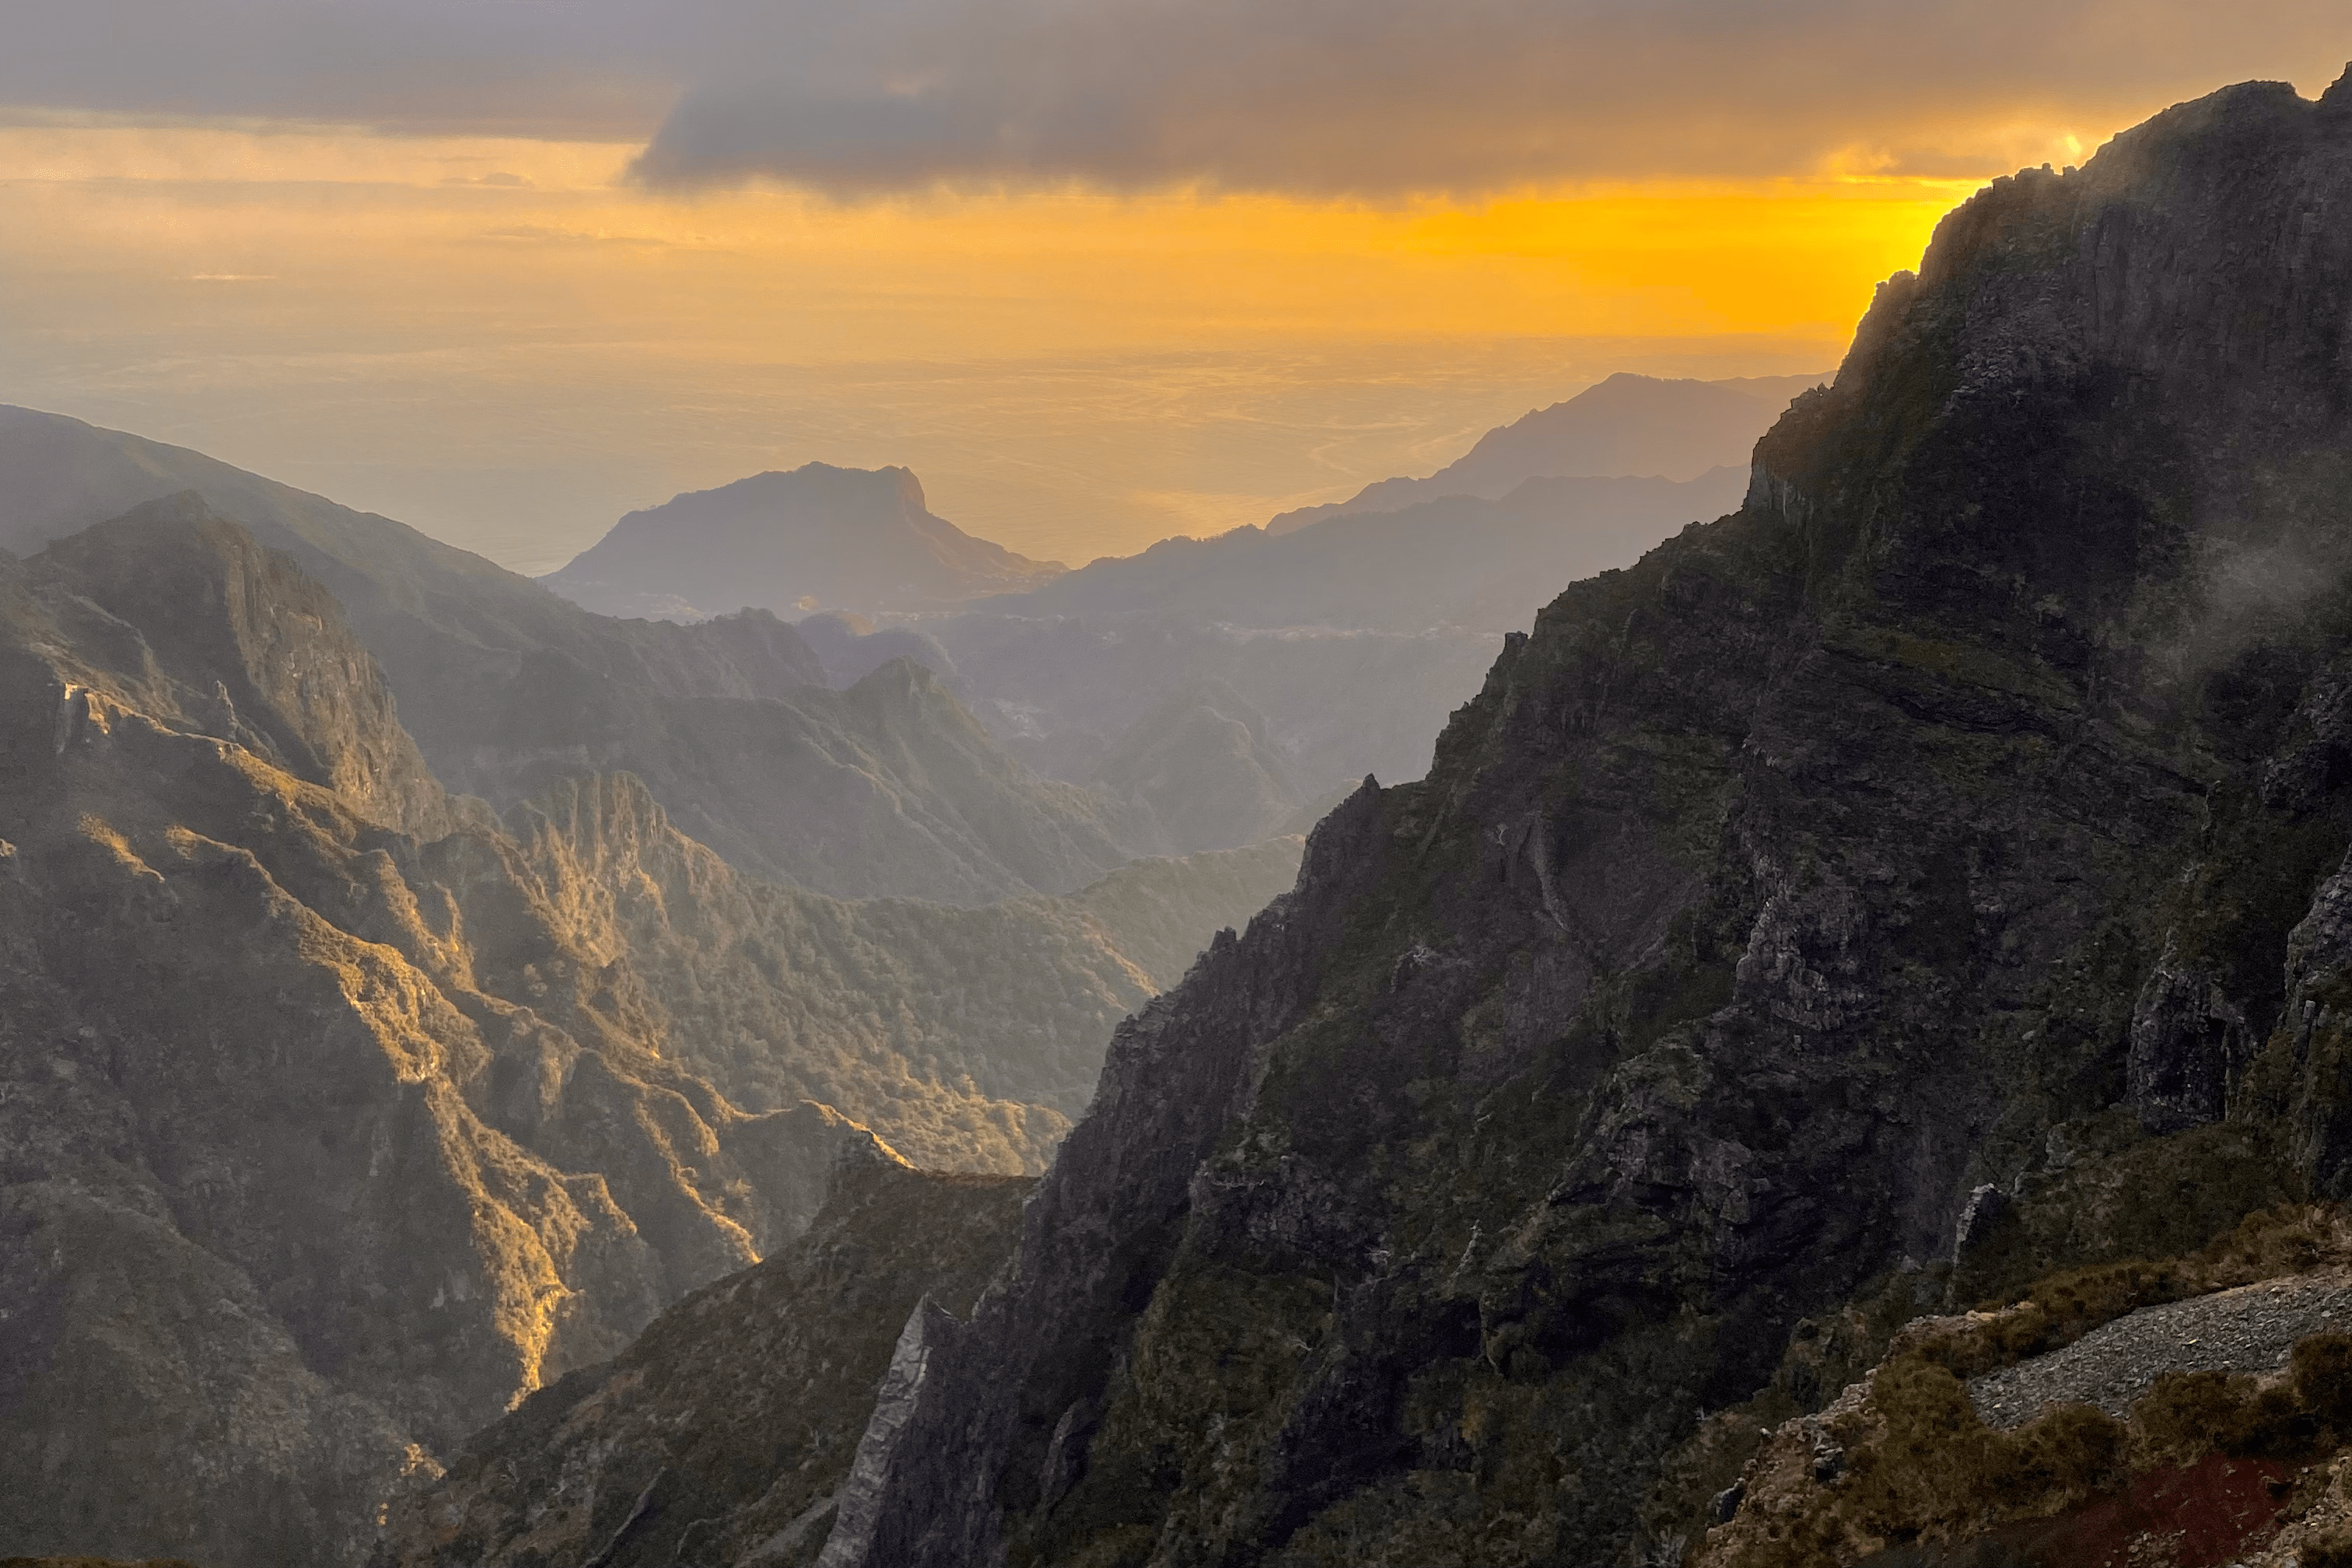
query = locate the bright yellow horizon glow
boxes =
[0,118,1999,566]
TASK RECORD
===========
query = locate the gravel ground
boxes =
[1969,1269,2352,1430]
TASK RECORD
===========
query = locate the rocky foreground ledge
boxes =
[1703,1207,2352,1566]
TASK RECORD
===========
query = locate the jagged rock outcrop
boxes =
[0,505,762,1565]
[811,70,2352,1566]
[1692,1206,2352,1567]
[376,1148,1033,1568]
[0,415,1153,904]
[0,503,1296,1566]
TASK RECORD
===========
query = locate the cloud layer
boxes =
[4,0,2347,192]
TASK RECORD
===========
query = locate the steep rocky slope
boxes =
[0,500,1297,1566]
[376,1148,1032,1568]
[1692,1206,2352,1566]
[0,500,782,1565]
[541,463,1064,621]
[809,71,2352,1567]
[0,415,1150,903]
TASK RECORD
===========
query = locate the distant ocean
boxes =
[3,334,1831,576]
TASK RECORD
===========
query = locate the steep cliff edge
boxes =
[376,1149,1033,1568]
[816,71,2352,1567]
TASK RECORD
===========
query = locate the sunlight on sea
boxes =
[0,334,1836,574]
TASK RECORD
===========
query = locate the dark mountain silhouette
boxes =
[1265,370,1821,534]
[541,463,1065,621]
[625,70,2352,1566]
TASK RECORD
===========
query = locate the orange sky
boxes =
[2,33,2346,567]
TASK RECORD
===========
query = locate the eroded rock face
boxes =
[812,72,2352,1566]
[0,505,1293,1566]
[376,1149,1033,1568]
[0,508,846,1565]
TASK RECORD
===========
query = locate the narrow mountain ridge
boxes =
[376,1150,1034,1568]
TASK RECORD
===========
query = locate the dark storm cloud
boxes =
[634,0,2352,193]
[2,0,2345,191]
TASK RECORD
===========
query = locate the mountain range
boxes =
[0,490,1294,1564]
[519,371,1816,842]
[20,61,2352,1568]
[375,66,2352,1568]
[0,411,1162,903]
[779,69,2352,1568]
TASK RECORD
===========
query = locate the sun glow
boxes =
[0,119,1972,564]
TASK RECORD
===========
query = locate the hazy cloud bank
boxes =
[2,0,2346,192]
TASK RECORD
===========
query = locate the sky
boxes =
[2,4,2346,572]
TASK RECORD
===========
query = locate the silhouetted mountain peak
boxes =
[542,460,1065,621]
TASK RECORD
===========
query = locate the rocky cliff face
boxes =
[812,71,2352,1567]
[489,770,1300,1171]
[0,502,1296,1566]
[376,1148,1033,1568]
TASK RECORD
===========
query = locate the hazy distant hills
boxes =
[0,408,1155,903]
[992,467,1748,632]
[892,466,1748,808]
[793,609,961,686]
[1265,369,1820,534]
[1090,680,1304,855]
[503,373,1815,835]
[540,462,1066,620]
